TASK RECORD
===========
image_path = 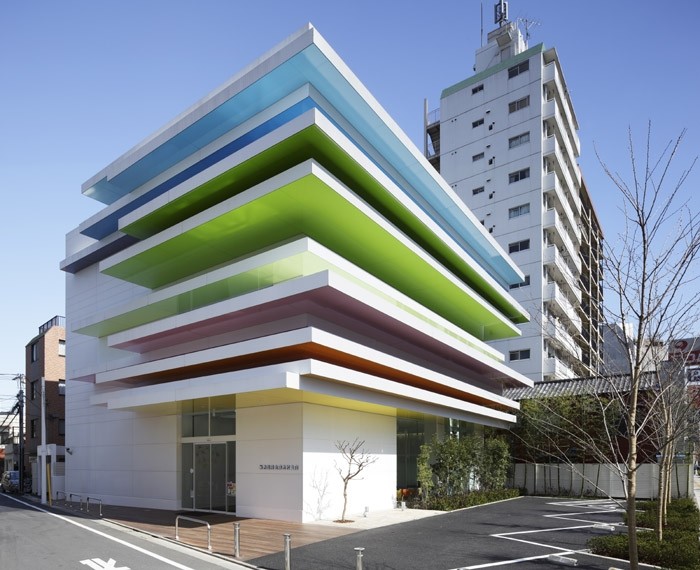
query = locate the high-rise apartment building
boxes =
[425,15,603,383]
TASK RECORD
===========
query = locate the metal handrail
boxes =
[55,491,67,502]
[86,496,103,517]
[175,515,212,551]
[69,493,83,510]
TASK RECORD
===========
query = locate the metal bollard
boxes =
[355,547,365,570]
[233,522,241,558]
[284,533,292,570]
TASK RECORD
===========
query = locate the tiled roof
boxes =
[503,373,660,401]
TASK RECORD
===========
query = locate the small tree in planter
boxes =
[334,438,377,522]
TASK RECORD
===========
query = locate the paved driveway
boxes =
[251,496,656,569]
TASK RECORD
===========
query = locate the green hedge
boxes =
[411,488,521,511]
[588,499,700,570]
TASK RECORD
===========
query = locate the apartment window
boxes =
[509,239,530,253]
[508,95,530,113]
[509,349,531,361]
[58,339,66,357]
[30,419,37,439]
[472,186,485,196]
[30,342,38,363]
[508,60,529,79]
[509,168,530,183]
[58,381,66,396]
[58,419,66,436]
[31,380,39,401]
[509,131,530,148]
[509,275,531,289]
[509,203,531,219]
[472,152,484,162]
[472,118,484,128]
[472,84,484,94]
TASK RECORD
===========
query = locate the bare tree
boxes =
[334,438,377,522]
[597,124,699,568]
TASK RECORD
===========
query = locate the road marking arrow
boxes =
[80,558,130,570]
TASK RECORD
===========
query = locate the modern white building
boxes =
[61,24,531,523]
[425,15,603,383]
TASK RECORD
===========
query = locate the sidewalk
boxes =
[39,497,443,563]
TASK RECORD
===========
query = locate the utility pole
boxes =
[40,376,47,505]
[18,387,24,494]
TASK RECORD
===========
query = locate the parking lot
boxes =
[251,496,658,570]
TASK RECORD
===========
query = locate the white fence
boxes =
[510,462,693,499]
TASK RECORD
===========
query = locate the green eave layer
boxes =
[441,43,544,99]
[103,169,518,341]
[120,123,527,325]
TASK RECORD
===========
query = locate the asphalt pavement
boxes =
[250,496,657,570]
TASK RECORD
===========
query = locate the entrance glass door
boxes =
[184,442,236,512]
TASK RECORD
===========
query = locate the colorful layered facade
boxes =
[62,24,531,522]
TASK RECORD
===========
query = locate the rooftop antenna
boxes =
[494,0,508,27]
[480,3,484,47]
[518,17,540,46]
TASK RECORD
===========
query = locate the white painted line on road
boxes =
[4,495,195,570]
[451,549,580,569]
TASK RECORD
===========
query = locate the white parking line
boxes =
[3,495,195,570]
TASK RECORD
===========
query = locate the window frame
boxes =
[509,167,531,184]
[509,349,531,361]
[508,95,530,113]
[472,152,485,162]
[509,275,531,289]
[508,239,531,253]
[508,131,530,149]
[509,203,531,219]
[507,60,530,79]
[472,118,484,128]
[471,84,484,94]
[472,186,485,196]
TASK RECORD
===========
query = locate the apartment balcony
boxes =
[543,134,581,215]
[542,99,580,176]
[542,63,581,155]
[543,281,582,333]
[543,209,580,269]
[543,245,582,304]
[544,317,582,361]
[543,355,577,380]
[542,172,581,243]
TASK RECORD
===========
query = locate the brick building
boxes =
[24,315,66,482]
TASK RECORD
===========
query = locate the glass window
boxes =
[182,396,236,437]
[58,339,66,357]
[472,152,484,162]
[509,132,530,149]
[509,349,531,361]
[472,186,485,196]
[508,96,530,113]
[508,60,530,79]
[58,381,66,396]
[472,118,484,128]
[509,239,530,253]
[509,168,530,183]
[510,275,531,289]
[58,419,65,436]
[509,203,531,219]
[31,342,38,362]
[472,84,484,94]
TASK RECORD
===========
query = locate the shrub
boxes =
[589,499,700,570]
[412,488,521,511]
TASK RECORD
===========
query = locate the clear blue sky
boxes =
[1,0,698,406]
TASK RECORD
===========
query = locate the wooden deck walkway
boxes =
[56,500,359,562]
